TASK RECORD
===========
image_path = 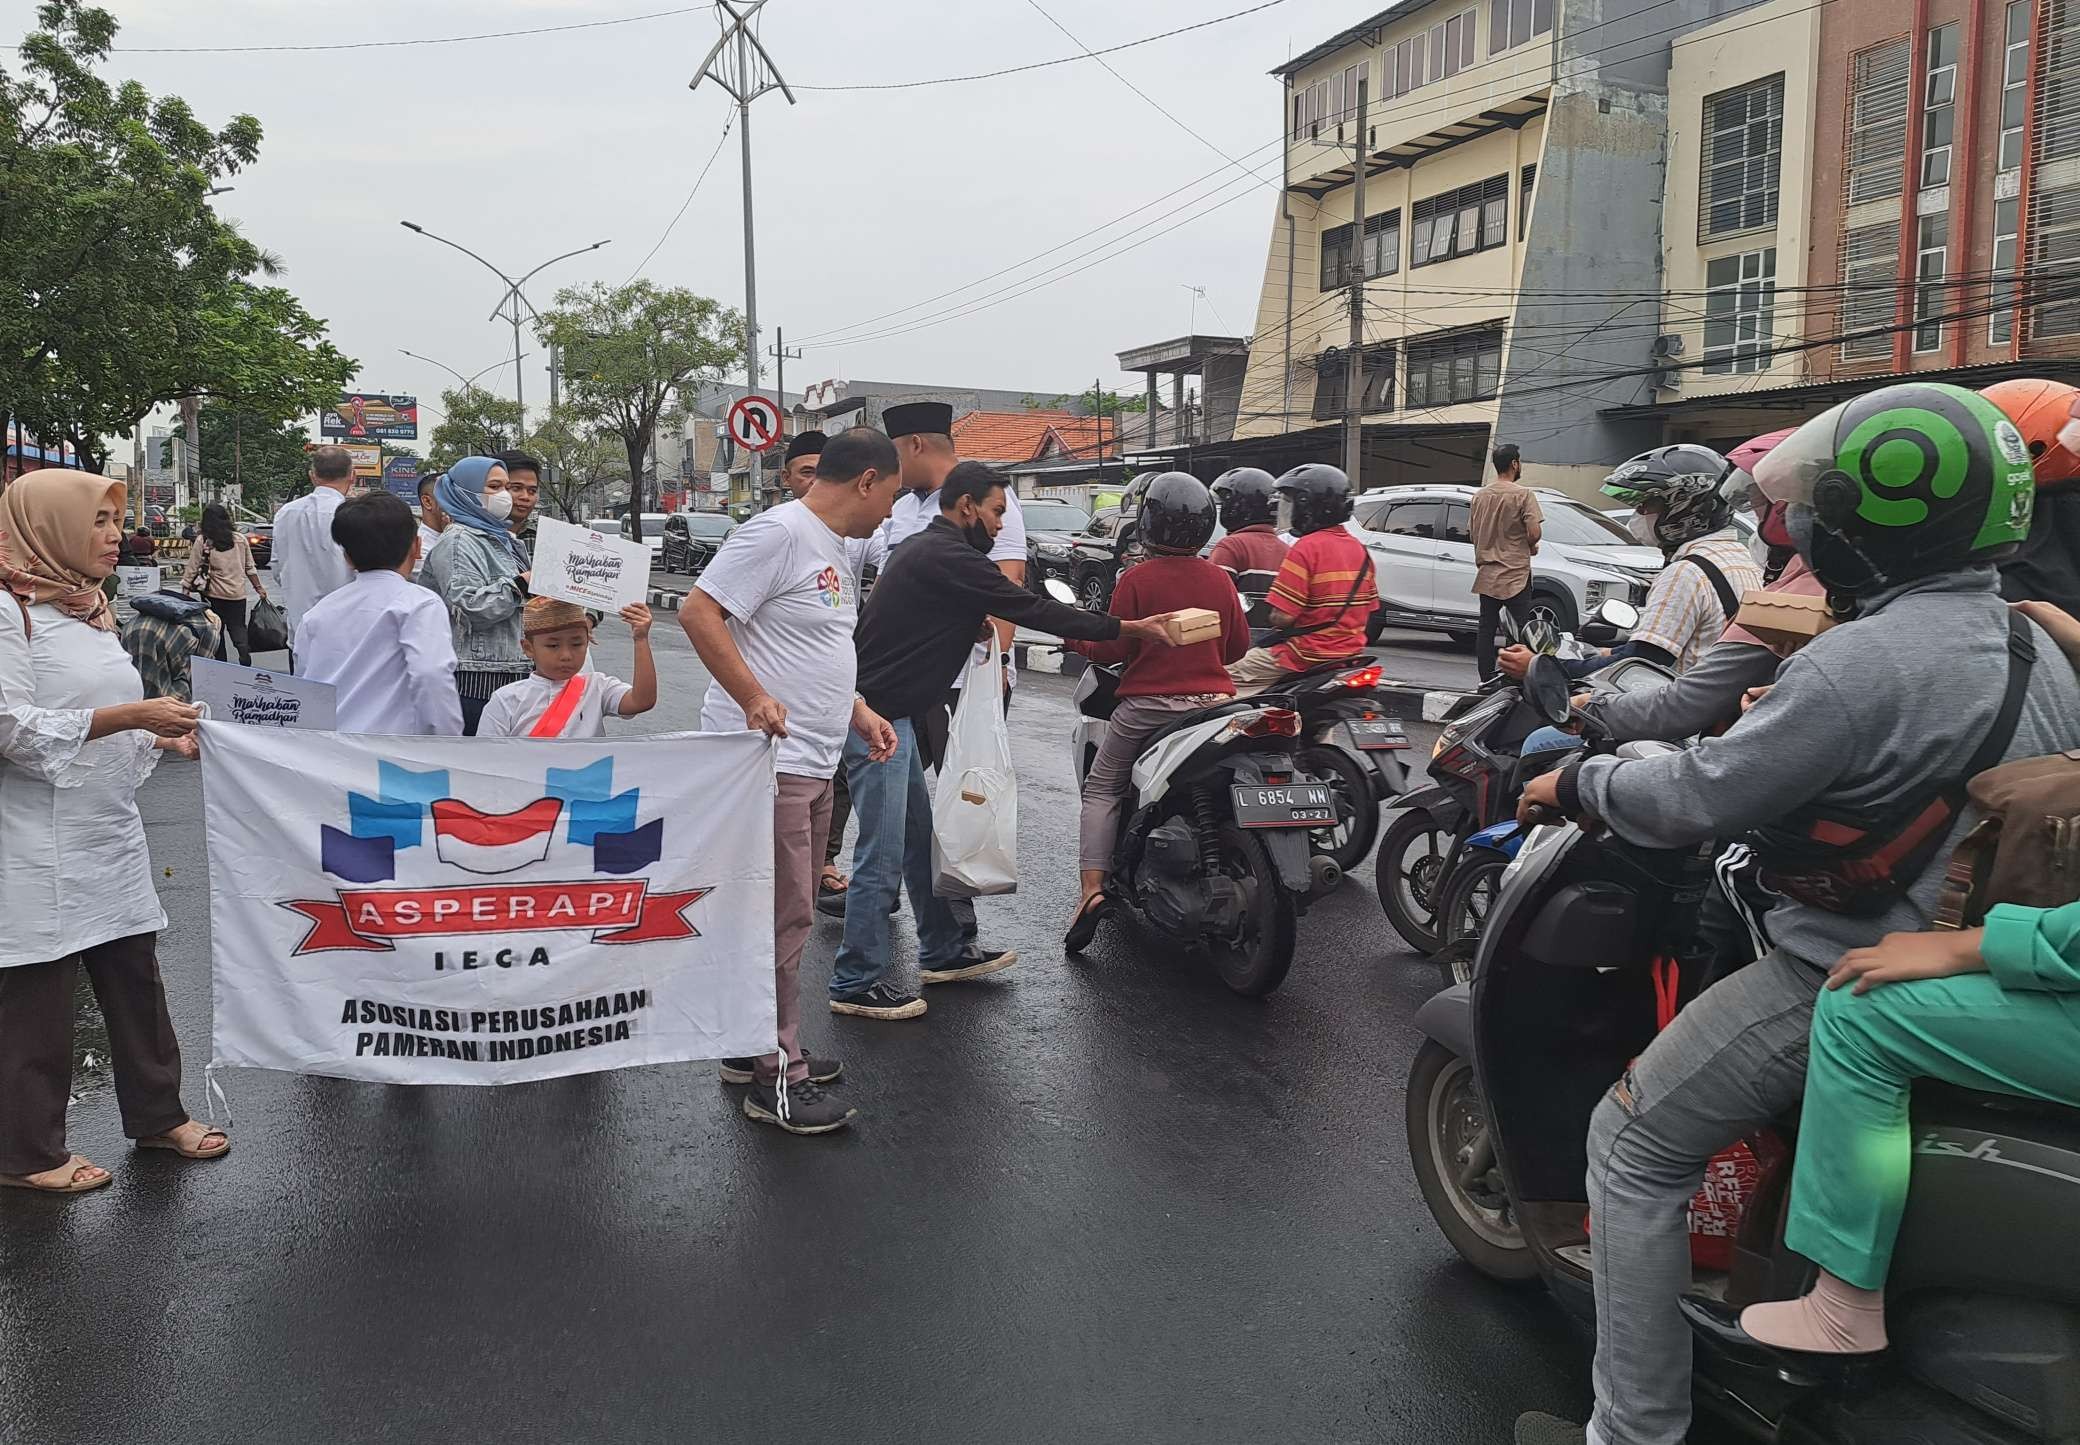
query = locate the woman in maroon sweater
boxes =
[1063,475,1249,951]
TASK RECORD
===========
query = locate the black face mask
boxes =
[962,519,993,554]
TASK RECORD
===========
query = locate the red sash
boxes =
[528,674,589,738]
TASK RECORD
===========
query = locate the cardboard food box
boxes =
[1163,607,1225,646]
[1734,589,1838,652]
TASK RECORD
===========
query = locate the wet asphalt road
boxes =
[0,616,1596,1445]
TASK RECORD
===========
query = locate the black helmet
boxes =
[1212,467,1277,530]
[1273,462,1353,535]
[1601,444,1736,552]
[1137,471,1217,554]
[1753,382,2035,597]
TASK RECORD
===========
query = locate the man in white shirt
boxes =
[682,426,903,1136]
[272,445,357,659]
[413,471,447,578]
[297,491,463,736]
[878,400,1025,960]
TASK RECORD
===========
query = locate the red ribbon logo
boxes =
[281,881,711,956]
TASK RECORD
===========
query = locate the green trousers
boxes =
[1784,971,2080,1289]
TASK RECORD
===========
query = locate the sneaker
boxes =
[828,982,927,1020]
[717,1053,843,1086]
[742,1079,856,1135]
[1513,1413,1587,1445]
[920,945,1019,985]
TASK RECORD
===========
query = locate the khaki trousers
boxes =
[765,775,835,1085]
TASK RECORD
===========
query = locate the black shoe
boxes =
[816,890,847,918]
[718,1053,843,1086]
[742,1079,856,1135]
[828,982,927,1020]
[920,945,1018,985]
[1513,1414,1586,1445]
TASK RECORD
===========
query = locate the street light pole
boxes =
[397,222,609,443]
[692,0,793,513]
[400,350,533,452]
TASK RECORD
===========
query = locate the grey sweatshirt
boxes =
[1573,567,2080,970]
[1582,638,1780,742]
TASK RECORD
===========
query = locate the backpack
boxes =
[1932,748,2080,927]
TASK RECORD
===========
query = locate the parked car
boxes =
[620,513,672,557]
[244,522,273,569]
[144,505,170,538]
[661,511,737,575]
[1346,485,1661,644]
[1606,505,1759,544]
[1020,497,1094,600]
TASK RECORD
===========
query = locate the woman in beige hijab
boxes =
[0,469,227,1193]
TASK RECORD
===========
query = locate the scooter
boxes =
[1066,656,1329,997]
[1374,601,1638,955]
[1406,662,2080,1442]
[1255,658,1411,875]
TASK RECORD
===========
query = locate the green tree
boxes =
[0,3,353,465]
[426,387,522,471]
[524,407,629,523]
[535,280,741,536]
[195,401,310,514]
[1027,388,1150,415]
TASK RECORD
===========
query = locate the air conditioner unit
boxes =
[1650,334,1685,359]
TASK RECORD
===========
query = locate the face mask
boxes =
[962,520,992,554]
[481,489,514,522]
[1748,531,1773,570]
[1625,511,1659,547]
[1276,497,1297,535]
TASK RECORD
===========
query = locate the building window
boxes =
[1991,195,2022,345]
[1519,163,1537,235]
[1703,248,1776,374]
[2001,0,2031,172]
[2028,3,2080,339]
[1921,24,1959,189]
[2032,184,2080,339]
[1699,75,1785,240]
[1914,215,1948,353]
[1311,347,1395,420]
[1846,37,1912,205]
[1840,221,1899,361]
[1384,10,1476,100]
[1403,329,1504,407]
[2040,0,2080,162]
[1488,0,1554,55]
[1336,60,1370,122]
[1319,223,1354,290]
[1410,175,1510,266]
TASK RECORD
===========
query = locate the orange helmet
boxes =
[1980,378,2080,487]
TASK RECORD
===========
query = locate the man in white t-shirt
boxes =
[681,425,903,1136]
[272,445,358,659]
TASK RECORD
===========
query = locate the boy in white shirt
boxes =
[298,491,464,736]
[477,597,656,738]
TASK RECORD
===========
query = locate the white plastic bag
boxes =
[931,645,1019,897]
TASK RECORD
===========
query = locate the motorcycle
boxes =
[1255,658,1411,875]
[1374,600,1638,957]
[1406,665,2080,1443]
[1065,654,1331,998]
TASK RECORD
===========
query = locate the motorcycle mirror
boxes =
[1594,598,1641,631]
[1525,654,1573,727]
[1042,578,1078,605]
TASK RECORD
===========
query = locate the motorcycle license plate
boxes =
[1343,719,1408,750]
[1231,782,1337,828]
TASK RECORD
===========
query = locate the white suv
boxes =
[1345,485,1663,642]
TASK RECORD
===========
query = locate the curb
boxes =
[648,586,684,612]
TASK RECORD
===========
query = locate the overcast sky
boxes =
[46,0,1366,433]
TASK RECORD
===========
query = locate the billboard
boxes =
[343,442,382,479]
[322,392,419,441]
[382,455,421,501]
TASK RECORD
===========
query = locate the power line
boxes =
[113,4,714,54]
[623,110,736,285]
[795,1,1289,91]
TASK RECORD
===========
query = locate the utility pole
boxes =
[692,0,794,514]
[769,326,802,452]
[1343,73,1369,487]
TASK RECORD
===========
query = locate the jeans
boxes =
[1476,586,1534,680]
[207,596,250,665]
[829,720,966,998]
[1522,725,1579,758]
[1587,951,1821,1445]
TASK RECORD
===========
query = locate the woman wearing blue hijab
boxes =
[420,456,531,734]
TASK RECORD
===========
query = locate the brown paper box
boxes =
[1734,589,1838,651]
[1163,607,1225,646]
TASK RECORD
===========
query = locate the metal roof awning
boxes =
[1599,360,2080,422]
[1115,334,1251,374]
[1272,2,1423,77]
[1289,96,1548,200]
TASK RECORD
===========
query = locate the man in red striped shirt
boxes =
[1226,464,1376,696]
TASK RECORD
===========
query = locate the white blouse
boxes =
[0,600,165,967]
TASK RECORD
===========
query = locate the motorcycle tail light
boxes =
[1236,708,1302,738]
[1340,664,1383,690]
[1266,772,1289,785]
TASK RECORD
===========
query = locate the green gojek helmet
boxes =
[1750,382,2035,598]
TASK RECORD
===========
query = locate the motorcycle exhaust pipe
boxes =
[1309,854,1343,895]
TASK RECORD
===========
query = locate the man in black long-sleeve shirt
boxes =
[829,463,1174,1019]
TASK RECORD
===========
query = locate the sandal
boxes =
[136,1122,230,1161]
[1063,892,1115,954]
[0,1155,112,1194]
[819,867,850,897]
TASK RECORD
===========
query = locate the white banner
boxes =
[200,723,777,1085]
[192,657,336,730]
[114,565,161,600]
[530,516,651,612]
